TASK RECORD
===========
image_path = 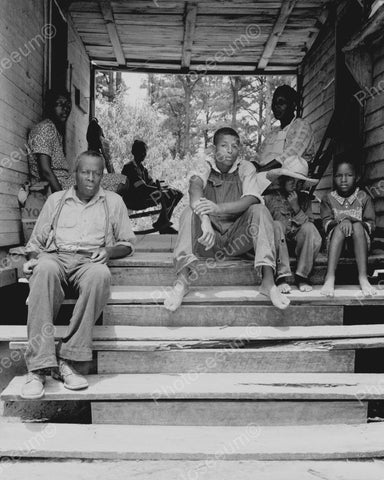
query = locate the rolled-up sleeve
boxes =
[112,197,136,253]
[239,162,271,203]
[277,119,314,166]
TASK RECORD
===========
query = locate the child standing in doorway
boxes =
[320,160,376,297]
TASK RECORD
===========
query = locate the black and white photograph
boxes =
[1,0,384,478]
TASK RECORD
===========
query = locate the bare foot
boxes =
[260,285,290,310]
[298,282,313,292]
[320,276,335,297]
[277,282,291,294]
[163,281,189,311]
[359,276,377,297]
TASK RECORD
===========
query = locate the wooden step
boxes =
[96,348,355,374]
[2,422,384,460]
[58,285,384,306]
[103,304,344,326]
[4,459,384,480]
[108,252,384,286]
[91,400,366,426]
[9,340,355,373]
[134,234,175,252]
[4,323,384,343]
[3,372,384,401]
[105,285,384,305]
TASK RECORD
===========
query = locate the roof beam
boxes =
[181,3,198,71]
[99,0,125,66]
[258,0,298,70]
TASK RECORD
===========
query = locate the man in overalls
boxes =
[21,150,135,399]
[164,127,290,311]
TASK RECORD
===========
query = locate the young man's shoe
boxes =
[21,371,46,399]
[52,359,88,390]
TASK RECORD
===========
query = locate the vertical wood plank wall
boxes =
[0,4,91,249]
[0,0,45,247]
[300,17,336,202]
[65,20,90,170]
[364,44,384,232]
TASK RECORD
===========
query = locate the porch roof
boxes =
[68,0,331,74]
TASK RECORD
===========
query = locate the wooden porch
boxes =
[1,0,384,477]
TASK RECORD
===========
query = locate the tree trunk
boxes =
[115,71,122,92]
[107,71,115,102]
[265,76,273,134]
[181,76,193,157]
[230,76,241,128]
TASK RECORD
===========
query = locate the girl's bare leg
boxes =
[352,222,377,296]
[321,226,345,297]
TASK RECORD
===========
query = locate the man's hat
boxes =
[267,155,319,185]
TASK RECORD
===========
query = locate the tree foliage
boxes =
[95,73,295,227]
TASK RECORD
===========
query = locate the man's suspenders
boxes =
[47,190,111,250]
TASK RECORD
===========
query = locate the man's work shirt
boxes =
[26,186,136,254]
[258,118,315,167]
[193,155,271,204]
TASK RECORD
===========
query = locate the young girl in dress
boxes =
[320,160,376,297]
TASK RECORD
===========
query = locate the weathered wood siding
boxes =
[0,0,45,246]
[300,16,336,202]
[363,44,384,233]
[0,5,91,248]
[65,19,91,170]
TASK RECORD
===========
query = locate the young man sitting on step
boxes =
[21,150,135,399]
[163,127,290,312]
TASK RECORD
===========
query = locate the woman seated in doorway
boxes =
[28,89,74,192]
[28,90,125,193]
[255,85,315,172]
[119,140,183,234]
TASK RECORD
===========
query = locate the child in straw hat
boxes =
[265,155,322,293]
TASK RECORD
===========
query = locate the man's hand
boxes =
[23,259,38,278]
[198,217,215,251]
[339,218,353,237]
[287,192,300,214]
[91,248,110,264]
[194,198,221,216]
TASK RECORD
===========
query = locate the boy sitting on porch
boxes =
[20,151,135,399]
[163,127,290,312]
[264,155,322,293]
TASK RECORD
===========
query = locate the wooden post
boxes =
[181,3,197,72]
[89,65,96,120]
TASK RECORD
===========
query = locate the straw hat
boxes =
[267,155,319,184]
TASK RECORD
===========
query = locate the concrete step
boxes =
[108,252,384,286]
[2,422,384,460]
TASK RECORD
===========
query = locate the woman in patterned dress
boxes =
[28,89,74,191]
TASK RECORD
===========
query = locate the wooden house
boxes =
[1,0,384,475]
